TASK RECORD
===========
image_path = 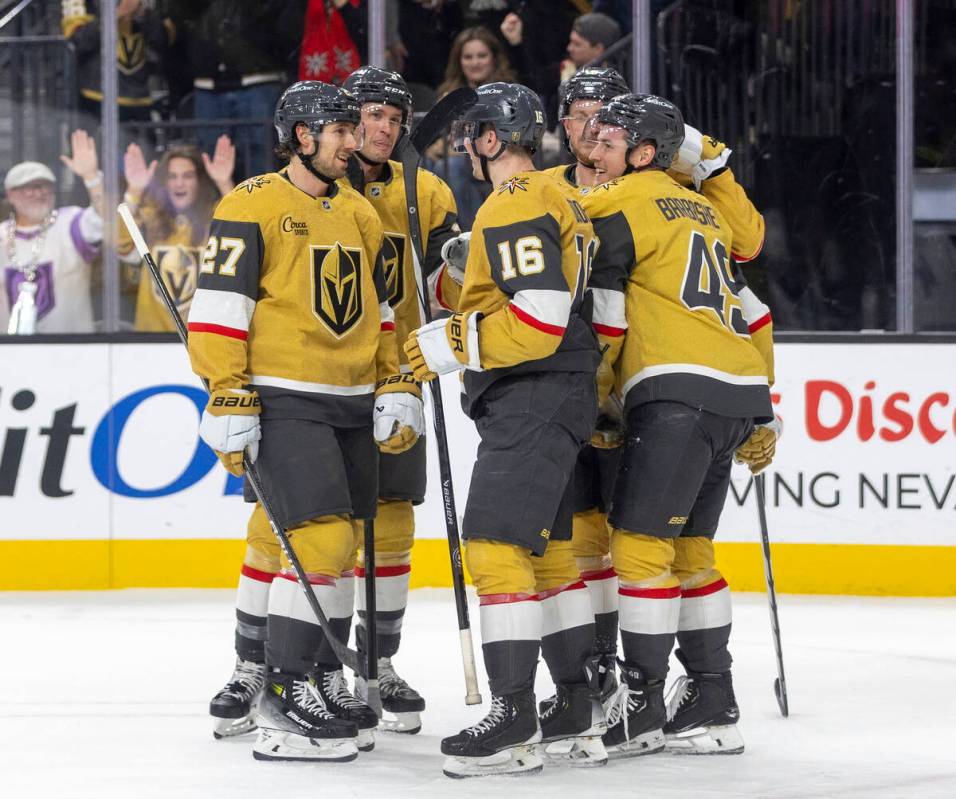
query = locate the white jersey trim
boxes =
[511,288,571,328]
[188,288,255,331]
[249,374,376,396]
[589,287,627,329]
[621,363,769,399]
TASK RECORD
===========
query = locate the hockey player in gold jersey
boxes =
[327,65,459,733]
[579,94,775,758]
[404,83,604,777]
[195,81,424,762]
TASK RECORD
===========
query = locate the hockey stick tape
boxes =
[118,203,150,260]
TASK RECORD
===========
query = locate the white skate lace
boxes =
[465,695,509,736]
[665,675,691,722]
[293,678,335,719]
[323,669,368,709]
[378,658,416,698]
[219,659,265,700]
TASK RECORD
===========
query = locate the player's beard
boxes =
[311,147,351,180]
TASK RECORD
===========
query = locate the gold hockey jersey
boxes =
[339,160,457,363]
[118,205,203,332]
[457,170,600,415]
[581,169,772,420]
[187,171,399,425]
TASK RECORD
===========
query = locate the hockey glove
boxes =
[671,124,732,190]
[440,231,471,286]
[373,375,424,454]
[199,389,261,476]
[734,418,781,475]
[590,415,625,449]
[403,312,480,383]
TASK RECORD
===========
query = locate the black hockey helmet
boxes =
[451,82,546,157]
[585,93,684,169]
[343,66,413,133]
[559,67,630,119]
[274,80,361,145]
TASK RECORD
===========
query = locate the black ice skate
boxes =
[355,657,425,734]
[252,672,358,762]
[209,657,266,739]
[538,683,608,767]
[314,668,379,752]
[663,650,744,755]
[441,691,543,778]
[601,661,666,759]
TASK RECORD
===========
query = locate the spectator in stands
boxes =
[61,0,174,149]
[433,26,516,229]
[166,1,303,178]
[498,2,582,128]
[298,0,362,84]
[561,12,622,82]
[118,137,235,332]
[396,0,463,92]
[1,130,104,335]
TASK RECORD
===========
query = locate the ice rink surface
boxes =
[2,588,954,799]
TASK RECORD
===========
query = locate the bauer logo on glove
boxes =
[199,388,262,476]
[403,312,481,383]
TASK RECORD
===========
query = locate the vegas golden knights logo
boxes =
[382,232,406,308]
[312,243,363,336]
[152,245,200,313]
[117,31,146,76]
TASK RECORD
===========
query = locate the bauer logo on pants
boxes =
[311,243,363,337]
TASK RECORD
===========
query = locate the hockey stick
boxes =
[754,473,789,717]
[362,518,382,716]
[118,203,363,676]
[400,87,482,706]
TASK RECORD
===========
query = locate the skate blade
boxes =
[665,723,745,755]
[541,734,608,767]
[212,713,257,740]
[378,711,422,735]
[252,728,359,762]
[442,744,544,779]
[605,728,665,759]
[357,728,376,752]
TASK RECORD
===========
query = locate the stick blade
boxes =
[774,677,789,717]
[410,87,478,153]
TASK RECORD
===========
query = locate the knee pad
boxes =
[673,536,721,589]
[283,513,355,577]
[571,508,610,563]
[464,539,535,597]
[610,529,678,588]
[245,504,281,572]
[532,540,581,593]
[370,499,414,566]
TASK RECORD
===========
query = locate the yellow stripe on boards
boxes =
[0,539,954,596]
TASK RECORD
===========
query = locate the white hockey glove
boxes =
[440,231,471,286]
[199,388,261,476]
[671,124,732,190]
[734,417,781,475]
[403,312,480,383]
[374,374,424,454]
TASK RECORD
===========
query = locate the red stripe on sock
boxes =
[186,322,247,340]
[535,580,587,601]
[354,564,411,579]
[580,567,617,582]
[478,591,537,606]
[275,570,335,587]
[681,577,729,598]
[240,564,276,583]
[619,585,681,599]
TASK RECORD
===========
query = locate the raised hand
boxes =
[60,129,100,183]
[202,134,236,193]
[123,143,158,194]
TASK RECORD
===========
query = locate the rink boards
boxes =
[1,338,955,595]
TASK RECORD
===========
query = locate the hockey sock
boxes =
[578,560,619,655]
[235,563,275,663]
[355,558,410,659]
[538,581,595,685]
[676,574,733,673]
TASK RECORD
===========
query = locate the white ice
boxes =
[2,589,955,798]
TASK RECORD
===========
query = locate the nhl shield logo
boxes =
[312,243,364,336]
[382,232,406,308]
[152,245,200,314]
